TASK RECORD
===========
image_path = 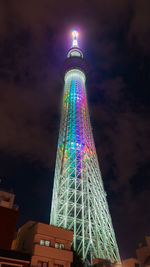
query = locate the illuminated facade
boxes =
[50,30,121,265]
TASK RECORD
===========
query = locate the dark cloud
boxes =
[0,0,150,260]
[128,0,150,54]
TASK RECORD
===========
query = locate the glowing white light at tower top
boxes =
[72,30,79,47]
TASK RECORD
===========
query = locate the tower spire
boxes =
[72,29,79,47]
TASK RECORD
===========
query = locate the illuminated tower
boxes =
[50,30,121,265]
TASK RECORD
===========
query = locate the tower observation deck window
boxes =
[70,50,81,57]
[67,48,83,58]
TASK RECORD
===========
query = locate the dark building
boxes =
[0,248,30,267]
[0,189,19,249]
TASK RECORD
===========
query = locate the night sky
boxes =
[0,0,150,260]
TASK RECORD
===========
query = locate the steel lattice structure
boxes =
[50,31,121,266]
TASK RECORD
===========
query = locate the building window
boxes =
[55,242,60,248]
[38,261,48,267]
[40,239,44,245]
[45,240,50,246]
[40,239,50,247]
[60,243,64,249]
[55,242,65,249]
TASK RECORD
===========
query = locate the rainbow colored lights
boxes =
[60,69,94,178]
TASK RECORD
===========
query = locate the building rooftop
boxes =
[0,188,18,210]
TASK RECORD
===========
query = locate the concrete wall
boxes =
[14,221,73,267]
[14,221,36,253]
